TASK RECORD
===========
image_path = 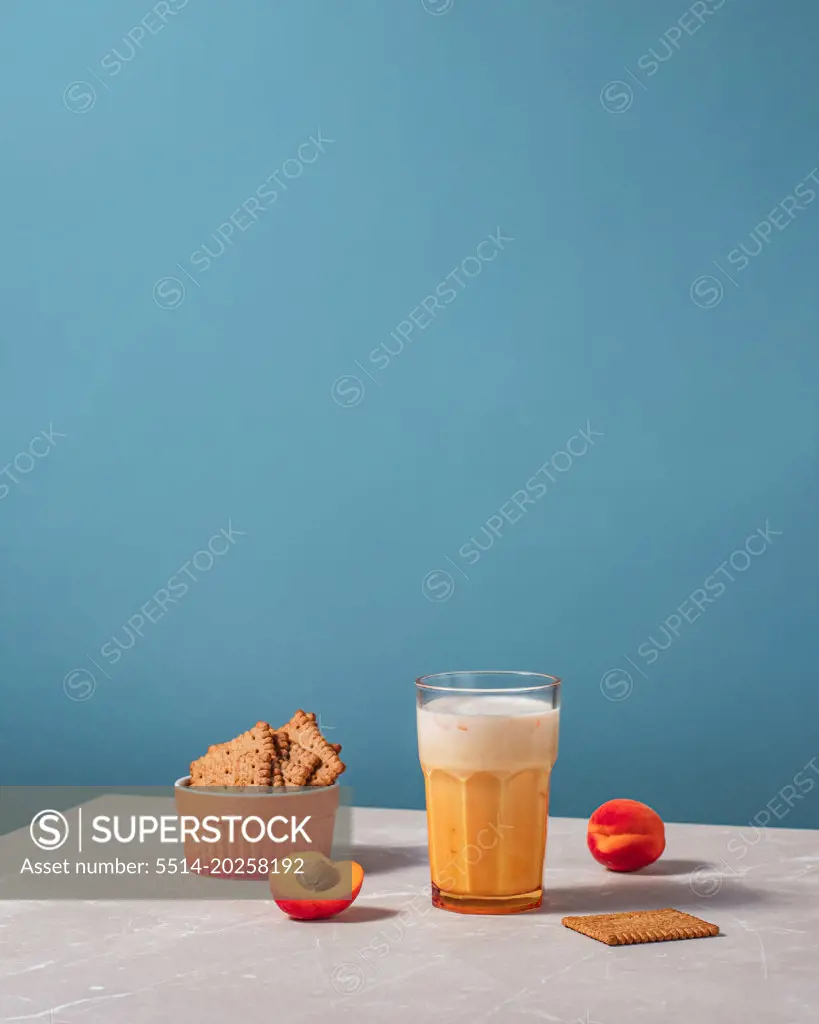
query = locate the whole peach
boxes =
[587,799,665,872]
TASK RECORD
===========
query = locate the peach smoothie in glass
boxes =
[416,672,560,915]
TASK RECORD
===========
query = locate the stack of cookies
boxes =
[189,711,345,788]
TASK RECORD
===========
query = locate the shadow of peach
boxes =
[281,906,399,924]
[638,858,713,877]
[331,906,401,924]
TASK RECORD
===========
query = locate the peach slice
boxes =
[587,798,665,872]
[270,851,364,920]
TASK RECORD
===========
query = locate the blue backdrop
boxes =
[2,0,818,829]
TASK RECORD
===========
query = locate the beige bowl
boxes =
[173,776,340,880]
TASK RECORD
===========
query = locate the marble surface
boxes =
[1,807,817,1023]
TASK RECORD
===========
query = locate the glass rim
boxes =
[415,670,561,695]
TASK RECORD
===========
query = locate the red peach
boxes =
[270,853,364,920]
[587,799,665,872]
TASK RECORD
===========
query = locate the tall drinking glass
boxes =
[416,671,561,915]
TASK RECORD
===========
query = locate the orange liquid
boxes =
[422,765,550,907]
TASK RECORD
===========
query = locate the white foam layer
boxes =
[417,695,559,771]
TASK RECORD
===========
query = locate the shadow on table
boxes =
[349,843,429,875]
[286,905,400,924]
[539,861,770,914]
[330,906,401,924]
[638,858,710,877]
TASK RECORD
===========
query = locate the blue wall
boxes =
[2,0,818,829]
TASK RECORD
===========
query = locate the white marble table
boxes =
[1,807,817,1023]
